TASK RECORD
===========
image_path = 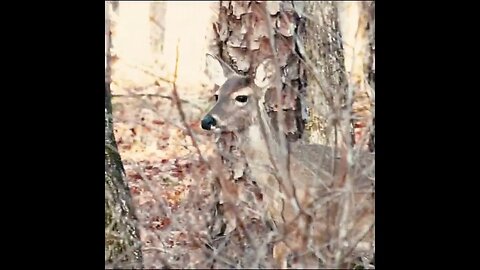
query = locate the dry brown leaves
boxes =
[111,88,222,268]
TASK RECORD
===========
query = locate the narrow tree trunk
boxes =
[301,3,375,267]
[337,1,374,150]
[301,1,374,152]
[105,3,143,268]
[302,1,346,146]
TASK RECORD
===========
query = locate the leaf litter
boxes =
[112,86,223,268]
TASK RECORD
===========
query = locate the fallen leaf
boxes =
[131,186,141,195]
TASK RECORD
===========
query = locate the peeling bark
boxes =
[213,1,307,181]
[206,2,307,267]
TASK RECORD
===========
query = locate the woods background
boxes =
[105,1,374,269]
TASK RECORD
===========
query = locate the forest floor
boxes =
[110,83,375,269]
[112,84,225,268]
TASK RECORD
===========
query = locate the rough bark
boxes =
[105,3,143,268]
[300,1,374,151]
[302,1,347,146]
[105,86,144,269]
[213,0,307,181]
[300,3,375,267]
[205,2,307,267]
[203,3,308,268]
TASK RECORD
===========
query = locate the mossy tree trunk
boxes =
[105,2,143,268]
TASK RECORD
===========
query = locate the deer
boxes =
[201,53,375,269]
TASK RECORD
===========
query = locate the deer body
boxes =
[202,54,374,268]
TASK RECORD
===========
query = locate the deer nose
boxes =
[201,114,217,130]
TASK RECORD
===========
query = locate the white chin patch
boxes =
[212,127,222,133]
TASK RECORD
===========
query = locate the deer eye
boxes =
[235,95,248,103]
[214,94,218,101]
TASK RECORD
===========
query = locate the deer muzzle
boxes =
[201,114,217,130]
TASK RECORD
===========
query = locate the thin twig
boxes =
[255,1,304,218]
[169,39,240,267]
[111,93,200,109]
[341,221,374,263]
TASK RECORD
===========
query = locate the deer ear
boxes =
[206,53,236,86]
[254,58,276,89]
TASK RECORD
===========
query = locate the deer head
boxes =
[201,54,276,135]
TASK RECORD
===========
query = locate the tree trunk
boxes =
[302,1,346,146]
[337,1,374,150]
[105,3,143,268]
[205,2,307,268]
[300,2,375,267]
[213,0,307,180]
[300,1,374,151]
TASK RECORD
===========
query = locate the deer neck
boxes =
[240,99,282,169]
